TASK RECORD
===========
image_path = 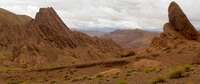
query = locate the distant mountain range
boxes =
[101,29,160,49]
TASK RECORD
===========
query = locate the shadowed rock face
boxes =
[168,2,199,40]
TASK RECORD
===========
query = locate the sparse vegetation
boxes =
[83,76,93,80]
[71,77,83,82]
[150,76,166,84]
[7,79,22,84]
[96,74,103,78]
[50,81,57,84]
[127,69,136,73]
[0,51,13,61]
[144,67,161,73]
[167,64,192,79]
[182,64,193,72]
[125,69,136,76]
[168,69,183,79]
[117,80,128,84]
[0,67,24,73]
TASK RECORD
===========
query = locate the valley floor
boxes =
[0,56,199,84]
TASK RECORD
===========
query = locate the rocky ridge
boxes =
[0,7,126,67]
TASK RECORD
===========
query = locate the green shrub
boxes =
[127,69,136,73]
[82,76,92,80]
[150,77,166,84]
[167,64,192,79]
[144,67,161,73]
[0,51,13,61]
[50,81,57,84]
[96,74,103,78]
[168,69,183,79]
[182,64,192,72]
[7,79,22,84]
[117,80,128,84]
[0,67,23,73]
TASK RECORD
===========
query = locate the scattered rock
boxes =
[96,68,122,77]
[133,59,162,69]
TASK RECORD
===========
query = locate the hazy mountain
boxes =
[101,29,159,49]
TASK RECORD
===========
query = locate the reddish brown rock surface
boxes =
[151,1,200,48]
[168,2,199,40]
[0,7,126,67]
[149,2,200,65]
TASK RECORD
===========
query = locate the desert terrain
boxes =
[0,1,199,84]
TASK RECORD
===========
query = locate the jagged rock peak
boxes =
[35,7,70,30]
[168,1,199,40]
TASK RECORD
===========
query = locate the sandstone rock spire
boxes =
[168,1,199,40]
[151,1,200,48]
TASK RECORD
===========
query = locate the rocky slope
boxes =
[0,7,127,67]
[0,8,32,25]
[102,29,159,49]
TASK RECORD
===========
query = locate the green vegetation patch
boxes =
[144,67,161,73]
[167,64,192,79]
[117,80,128,84]
[7,79,23,84]
[0,67,24,73]
[150,76,166,84]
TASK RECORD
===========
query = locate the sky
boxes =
[0,0,200,31]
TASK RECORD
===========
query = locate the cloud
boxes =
[0,0,200,31]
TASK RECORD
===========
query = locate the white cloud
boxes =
[0,0,200,31]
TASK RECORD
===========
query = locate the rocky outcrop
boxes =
[168,2,199,40]
[149,2,200,65]
[151,2,200,48]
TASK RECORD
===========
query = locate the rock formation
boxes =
[0,7,126,67]
[168,2,199,40]
[151,1,200,48]
[149,2,200,65]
